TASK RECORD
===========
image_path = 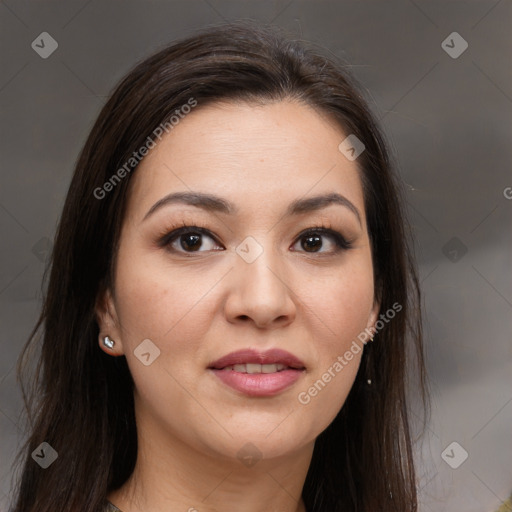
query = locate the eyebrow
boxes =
[142,191,362,226]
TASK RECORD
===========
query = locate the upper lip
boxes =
[208,348,306,370]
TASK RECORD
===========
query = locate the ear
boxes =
[95,286,125,356]
[366,297,381,336]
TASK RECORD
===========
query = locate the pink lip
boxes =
[208,348,306,370]
[208,348,306,397]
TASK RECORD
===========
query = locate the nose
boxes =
[223,240,297,329]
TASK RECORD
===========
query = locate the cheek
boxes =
[302,255,375,348]
[113,247,216,342]
[112,259,214,416]
[112,254,216,406]
[292,255,374,428]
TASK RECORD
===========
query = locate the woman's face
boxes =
[97,99,379,463]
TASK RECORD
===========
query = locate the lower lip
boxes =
[209,368,304,397]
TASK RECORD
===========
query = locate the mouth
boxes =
[208,348,306,397]
[208,348,306,371]
[214,363,302,373]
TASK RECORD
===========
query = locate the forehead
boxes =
[125,99,366,222]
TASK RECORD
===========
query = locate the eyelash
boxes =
[157,221,353,256]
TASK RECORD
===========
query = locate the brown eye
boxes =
[160,226,223,254]
[178,233,202,251]
[302,233,322,252]
[292,228,352,254]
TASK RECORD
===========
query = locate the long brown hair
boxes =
[10,21,429,512]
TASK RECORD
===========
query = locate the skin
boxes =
[96,99,379,512]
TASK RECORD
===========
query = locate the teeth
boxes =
[222,363,287,373]
[262,364,281,373]
[246,363,262,374]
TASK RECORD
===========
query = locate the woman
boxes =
[11,21,429,512]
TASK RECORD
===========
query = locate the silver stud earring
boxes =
[103,336,115,349]
[367,336,374,386]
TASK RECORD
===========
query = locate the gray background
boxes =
[1,1,511,511]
